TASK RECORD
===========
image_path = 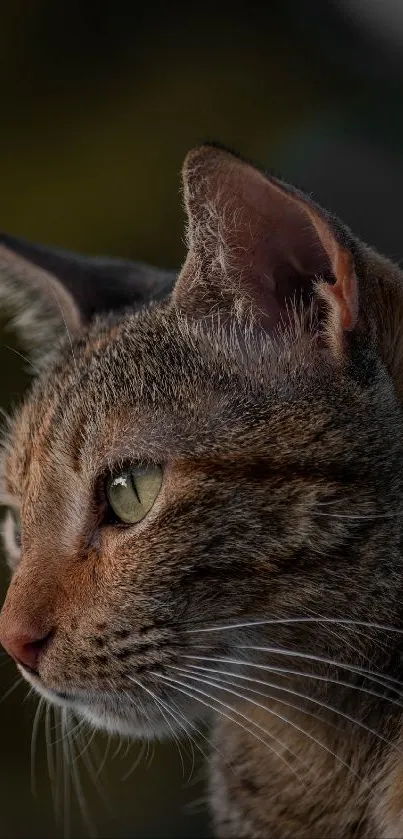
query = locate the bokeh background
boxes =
[1,1,403,836]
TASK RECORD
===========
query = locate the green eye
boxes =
[106,465,163,524]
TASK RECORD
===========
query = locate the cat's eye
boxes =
[106,465,163,524]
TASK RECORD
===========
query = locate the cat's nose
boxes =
[0,627,53,673]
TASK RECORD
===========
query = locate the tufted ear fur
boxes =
[173,145,358,357]
[0,232,175,366]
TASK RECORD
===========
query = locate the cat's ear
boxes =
[173,145,358,356]
[0,233,175,365]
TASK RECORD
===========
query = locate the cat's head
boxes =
[0,145,403,738]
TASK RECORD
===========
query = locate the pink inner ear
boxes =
[175,145,358,340]
[331,248,358,331]
[232,183,337,334]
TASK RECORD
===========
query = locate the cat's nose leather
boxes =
[0,628,52,673]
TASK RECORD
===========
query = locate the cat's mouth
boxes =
[18,664,86,708]
[20,665,106,708]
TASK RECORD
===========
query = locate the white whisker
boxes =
[30,696,45,798]
[126,677,188,780]
[45,702,55,783]
[121,740,147,782]
[186,617,403,636]
[179,660,403,759]
[145,740,155,770]
[112,735,124,761]
[312,512,400,520]
[138,678,230,777]
[237,646,403,694]
[170,667,368,787]
[303,605,389,656]
[54,707,64,829]
[121,737,132,761]
[23,685,36,704]
[1,675,23,703]
[59,707,71,839]
[65,711,97,838]
[3,343,39,372]
[184,648,403,696]
[75,725,107,803]
[72,724,97,763]
[96,732,112,778]
[156,671,309,789]
[182,660,403,711]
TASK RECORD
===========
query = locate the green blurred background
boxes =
[2,1,403,836]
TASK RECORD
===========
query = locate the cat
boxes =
[1,143,403,838]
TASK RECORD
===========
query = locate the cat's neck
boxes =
[210,682,403,838]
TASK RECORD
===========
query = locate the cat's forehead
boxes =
[2,306,346,500]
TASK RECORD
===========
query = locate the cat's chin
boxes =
[75,701,172,739]
[19,665,189,739]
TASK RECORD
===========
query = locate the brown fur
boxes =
[1,146,403,836]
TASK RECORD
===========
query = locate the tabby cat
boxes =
[1,144,403,838]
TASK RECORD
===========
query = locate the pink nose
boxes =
[0,629,52,672]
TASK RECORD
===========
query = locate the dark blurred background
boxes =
[1,1,403,836]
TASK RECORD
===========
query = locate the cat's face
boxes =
[0,145,403,739]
